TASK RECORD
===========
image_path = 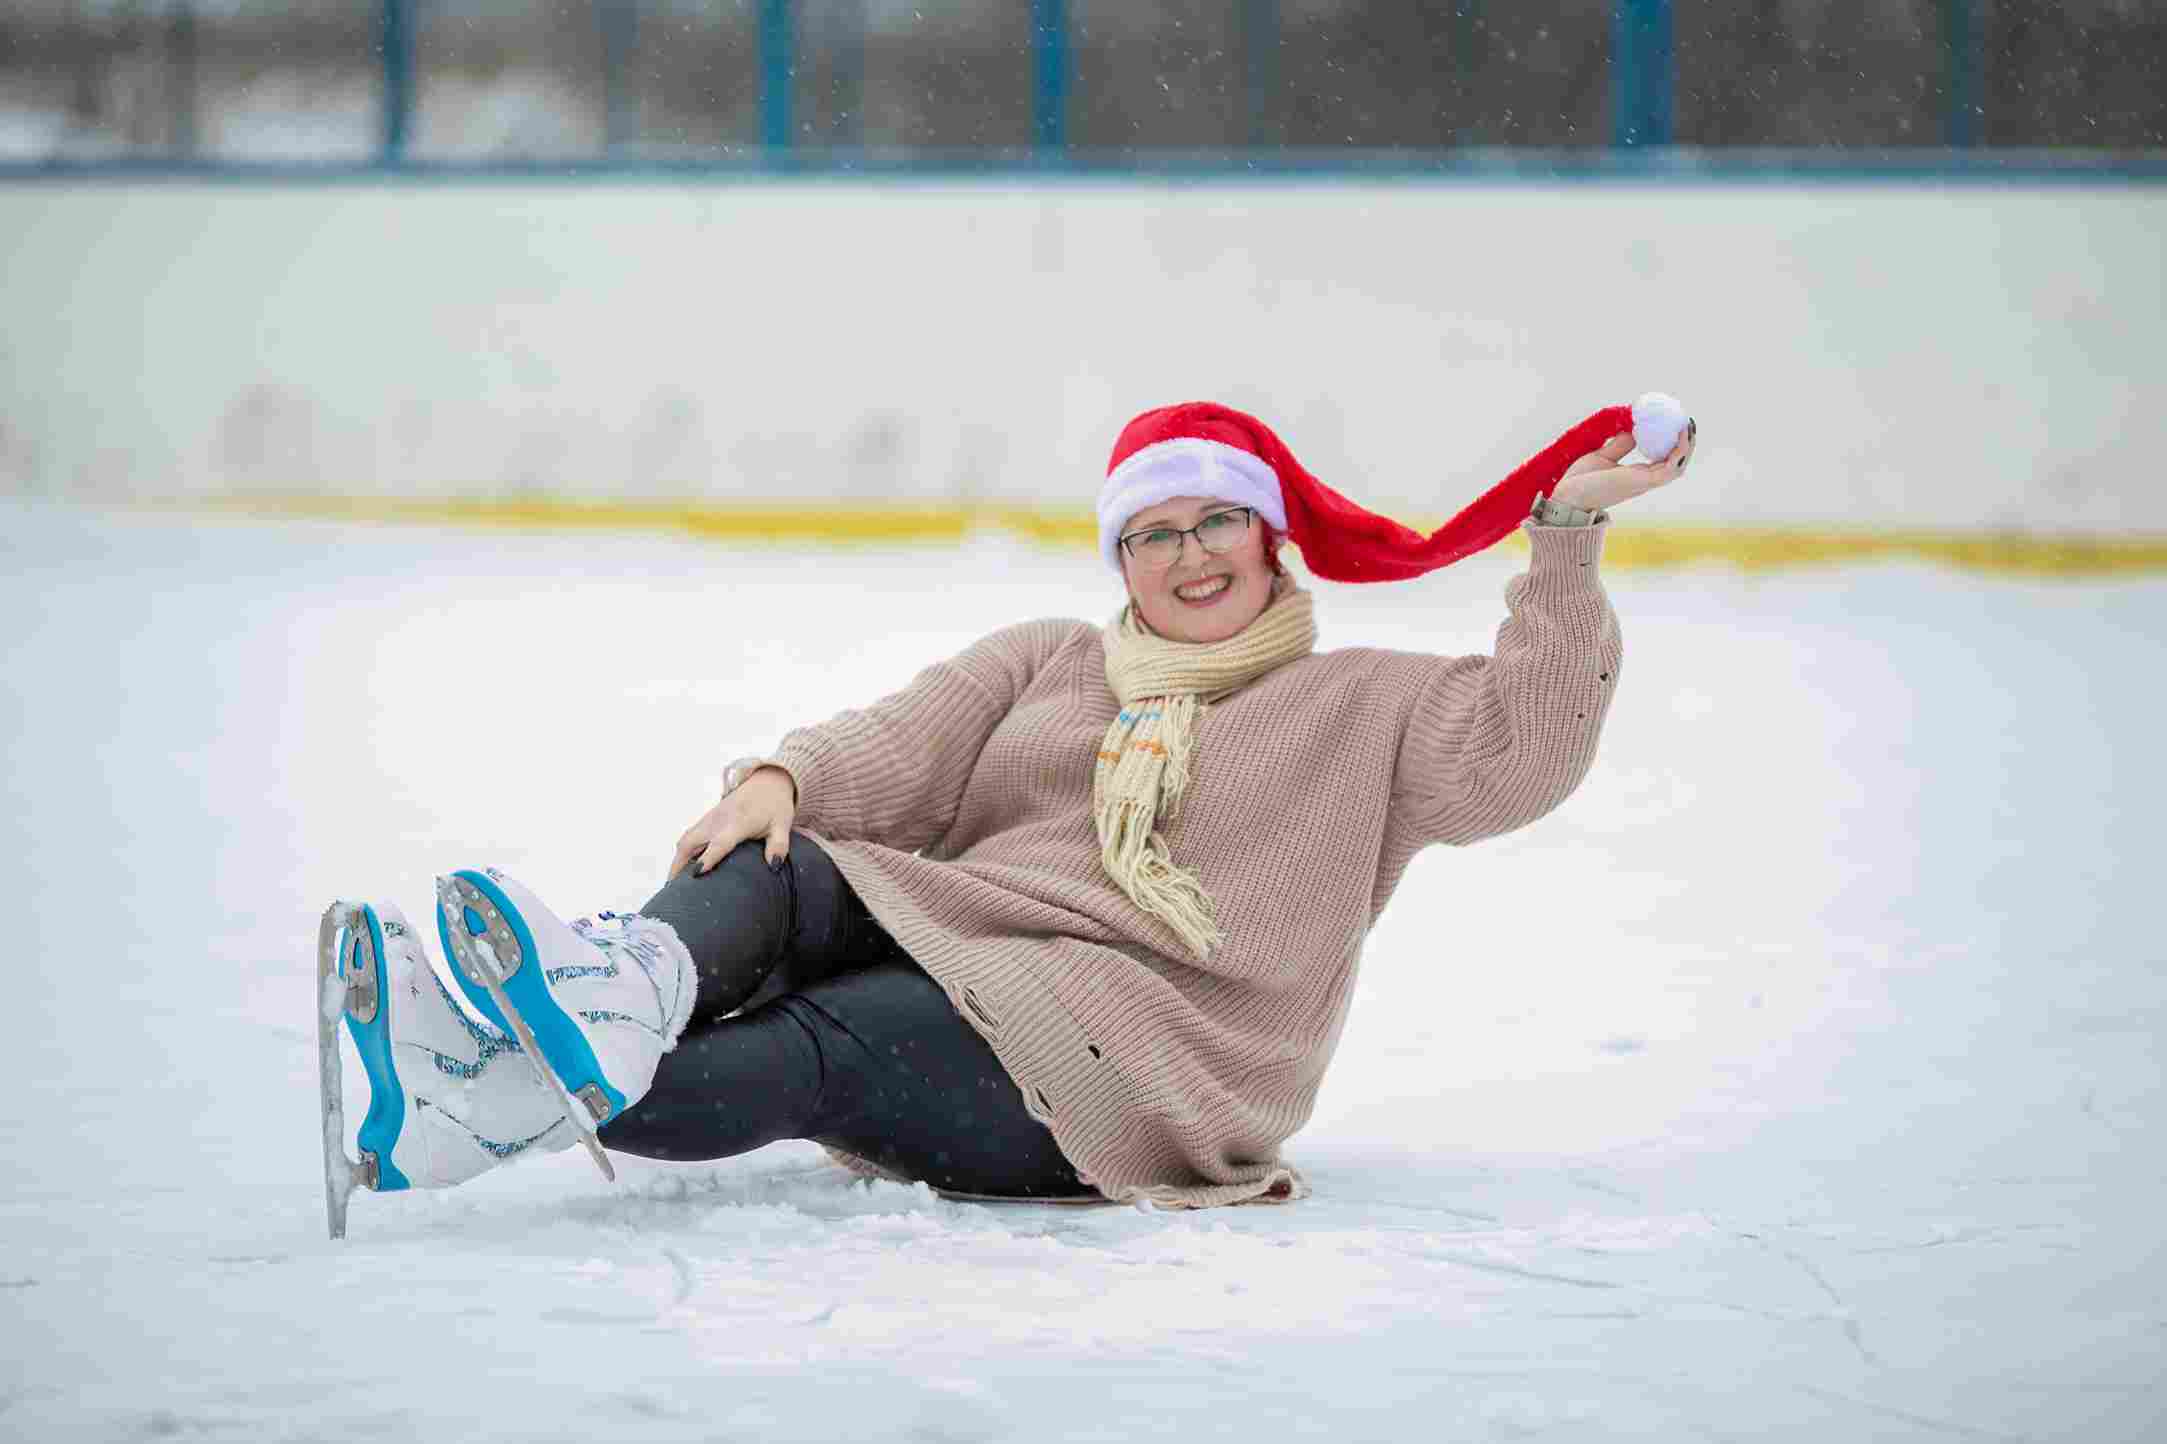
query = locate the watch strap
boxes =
[1530,491,1605,528]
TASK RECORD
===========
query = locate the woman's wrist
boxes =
[754,765,798,806]
[724,756,797,805]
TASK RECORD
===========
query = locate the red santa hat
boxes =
[1097,393,1688,582]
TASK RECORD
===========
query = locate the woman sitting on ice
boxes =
[327,395,1694,1213]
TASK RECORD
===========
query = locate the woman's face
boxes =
[1119,495,1277,645]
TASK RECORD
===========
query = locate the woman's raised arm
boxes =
[1388,521,1623,847]
[1387,422,1690,846]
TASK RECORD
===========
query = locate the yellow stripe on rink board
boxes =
[191,496,2167,578]
[1503,524,2167,578]
[197,494,983,545]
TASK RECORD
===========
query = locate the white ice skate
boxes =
[315,901,583,1236]
[431,868,695,1179]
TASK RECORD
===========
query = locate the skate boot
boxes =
[432,869,695,1149]
[317,901,579,1230]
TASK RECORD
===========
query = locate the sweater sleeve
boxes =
[750,618,1075,854]
[1389,517,1624,848]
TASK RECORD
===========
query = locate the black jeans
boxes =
[598,831,1089,1199]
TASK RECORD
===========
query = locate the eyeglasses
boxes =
[1117,507,1255,569]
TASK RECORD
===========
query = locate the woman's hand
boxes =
[669,766,798,878]
[1550,417,1696,513]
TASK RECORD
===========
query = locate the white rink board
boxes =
[2,180,2163,530]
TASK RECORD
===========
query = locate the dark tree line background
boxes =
[0,0,2159,160]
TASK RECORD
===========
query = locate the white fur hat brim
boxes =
[1097,439,1287,575]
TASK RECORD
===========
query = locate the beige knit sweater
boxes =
[753,518,1623,1209]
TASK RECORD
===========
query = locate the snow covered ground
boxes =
[1,499,2160,1442]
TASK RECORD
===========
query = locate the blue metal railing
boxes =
[760,0,794,158]
[1941,0,1981,148]
[9,0,2165,181]
[598,0,638,153]
[1612,0,1673,149]
[379,0,414,162]
[1032,0,1070,156]
[364,0,1680,170]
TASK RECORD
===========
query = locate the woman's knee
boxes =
[775,831,864,958]
[640,831,886,1023]
[639,839,792,973]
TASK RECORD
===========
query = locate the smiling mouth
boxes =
[1173,575,1233,601]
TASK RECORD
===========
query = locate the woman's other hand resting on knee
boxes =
[670,766,797,878]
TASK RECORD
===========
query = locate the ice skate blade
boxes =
[317,901,368,1239]
[318,902,423,1240]
[434,876,617,1185]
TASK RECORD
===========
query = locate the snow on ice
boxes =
[0,499,2160,1441]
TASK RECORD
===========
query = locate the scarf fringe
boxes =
[1098,796,1226,960]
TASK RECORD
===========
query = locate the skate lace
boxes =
[565,912,685,1034]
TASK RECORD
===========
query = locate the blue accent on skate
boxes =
[436,869,630,1123]
[463,905,486,937]
[341,907,412,1193]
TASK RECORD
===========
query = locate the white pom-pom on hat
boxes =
[1631,392,1689,461]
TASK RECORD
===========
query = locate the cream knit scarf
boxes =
[1096,573,1316,959]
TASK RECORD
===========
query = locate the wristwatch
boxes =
[1529,491,1606,528]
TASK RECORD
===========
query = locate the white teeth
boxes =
[1175,577,1232,600]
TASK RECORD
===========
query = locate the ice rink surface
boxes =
[1,499,2161,1442]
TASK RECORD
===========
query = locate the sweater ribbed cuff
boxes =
[1520,513,1610,574]
[765,732,848,833]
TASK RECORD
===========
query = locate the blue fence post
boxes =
[760,0,794,160]
[599,0,639,154]
[1032,0,1069,158]
[379,0,414,164]
[1611,0,1673,149]
[169,0,199,155]
[1239,0,1279,151]
[1941,0,1980,147]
